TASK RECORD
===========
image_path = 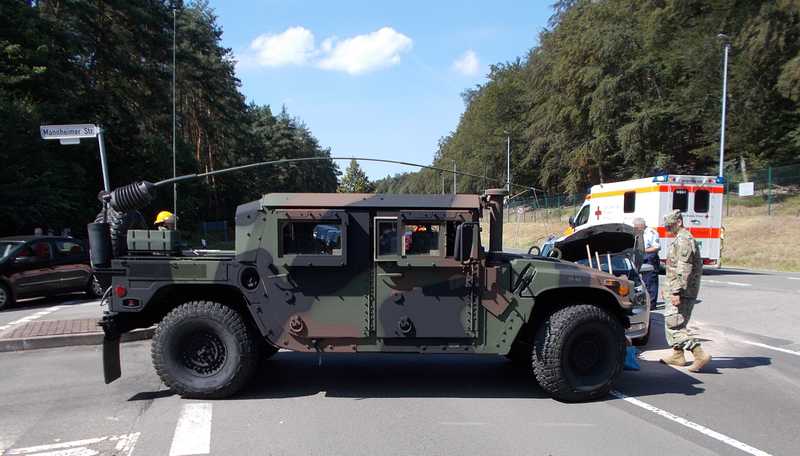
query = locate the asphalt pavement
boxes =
[0,267,798,455]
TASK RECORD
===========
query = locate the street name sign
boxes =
[40,124,99,141]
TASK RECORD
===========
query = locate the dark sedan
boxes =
[0,236,103,310]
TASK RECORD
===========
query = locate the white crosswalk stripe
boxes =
[169,403,213,456]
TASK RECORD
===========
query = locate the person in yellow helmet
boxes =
[154,211,176,231]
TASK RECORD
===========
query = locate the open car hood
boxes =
[554,223,636,262]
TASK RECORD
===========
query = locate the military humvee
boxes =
[96,188,637,402]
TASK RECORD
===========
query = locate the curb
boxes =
[0,327,154,353]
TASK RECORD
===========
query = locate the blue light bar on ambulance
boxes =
[715,176,726,184]
[652,175,668,182]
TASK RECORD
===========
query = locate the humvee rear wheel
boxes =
[532,304,625,402]
[152,301,260,399]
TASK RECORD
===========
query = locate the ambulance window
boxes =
[672,189,688,211]
[623,191,636,213]
[694,190,710,213]
[574,205,590,226]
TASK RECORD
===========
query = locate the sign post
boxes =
[40,124,110,192]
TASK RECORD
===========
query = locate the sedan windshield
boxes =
[0,241,22,259]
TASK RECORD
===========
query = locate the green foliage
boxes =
[386,0,800,195]
[338,160,374,193]
[0,0,337,236]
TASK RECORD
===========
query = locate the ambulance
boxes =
[567,175,725,266]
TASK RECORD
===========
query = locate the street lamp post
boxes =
[506,134,511,192]
[717,34,731,178]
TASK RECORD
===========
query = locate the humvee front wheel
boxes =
[532,304,625,402]
[152,301,260,399]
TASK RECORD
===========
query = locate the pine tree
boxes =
[338,160,374,193]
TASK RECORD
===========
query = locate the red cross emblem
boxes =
[595,207,602,220]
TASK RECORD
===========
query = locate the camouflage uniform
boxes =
[664,215,703,350]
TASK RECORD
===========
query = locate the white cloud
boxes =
[452,50,480,76]
[242,26,413,75]
[249,26,316,67]
[318,27,413,75]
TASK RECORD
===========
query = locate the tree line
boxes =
[375,0,800,196]
[0,0,339,236]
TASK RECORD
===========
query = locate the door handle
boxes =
[378,272,404,277]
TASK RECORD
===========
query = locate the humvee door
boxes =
[373,211,476,339]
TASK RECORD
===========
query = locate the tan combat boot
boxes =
[660,348,686,367]
[688,346,711,372]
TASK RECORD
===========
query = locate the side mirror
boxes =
[454,222,480,262]
[639,263,655,273]
[568,216,575,228]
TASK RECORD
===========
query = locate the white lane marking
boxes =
[740,340,800,357]
[439,421,486,426]
[704,279,751,287]
[113,432,140,456]
[611,390,772,456]
[5,433,138,455]
[169,403,212,456]
[0,306,64,333]
[23,448,98,456]
[788,277,800,281]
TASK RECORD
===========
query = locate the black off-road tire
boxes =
[152,301,261,399]
[85,274,105,299]
[0,282,13,310]
[532,304,625,402]
[93,208,147,257]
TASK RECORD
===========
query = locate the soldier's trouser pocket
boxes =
[665,312,685,329]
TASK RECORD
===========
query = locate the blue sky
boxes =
[210,1,553,180]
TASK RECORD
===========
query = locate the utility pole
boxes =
[717,34,731,178]
[172,6,178,229]
[452,161,457,194]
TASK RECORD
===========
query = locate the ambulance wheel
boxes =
[152,301,261,399]
[532,304,625,402]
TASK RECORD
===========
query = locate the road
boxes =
[0,267,798,456]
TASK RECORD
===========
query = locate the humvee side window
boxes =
[281,221,342,256]
[376,219,399,258]
[672,188,688,212]
[445,221,462,257]
[403,223,441,256]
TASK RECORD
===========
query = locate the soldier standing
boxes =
[660,209,711,372]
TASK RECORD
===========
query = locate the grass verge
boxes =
[502,214,800,272]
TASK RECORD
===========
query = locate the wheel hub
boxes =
[180,332,226,376]
[571,336,602,373]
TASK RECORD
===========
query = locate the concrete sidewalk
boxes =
[0,317,153,352]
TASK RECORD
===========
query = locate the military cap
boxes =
[663,209,683,226]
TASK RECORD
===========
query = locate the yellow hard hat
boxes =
[154,211,174,224]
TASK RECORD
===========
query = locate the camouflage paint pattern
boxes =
[104,192,634,357]
[665,227,703,298]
